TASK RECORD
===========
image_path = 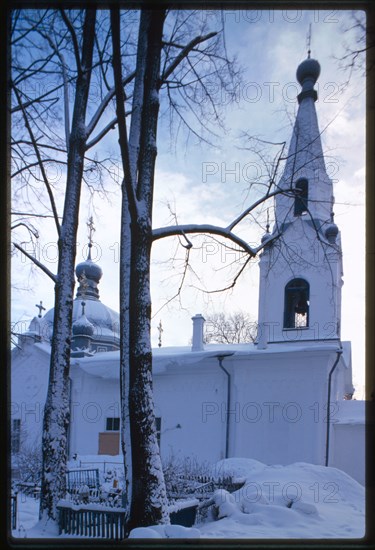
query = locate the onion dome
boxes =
[296,56,320,104]
[40,226,120,352]
[72,302,95,337]
[75,245,103,300]
[296,57,321,87]
[76,250,103,283]
[325,223,339,243]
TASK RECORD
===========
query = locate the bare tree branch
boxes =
[85,71,135,141]
[161,32,217,82]
[153,224,258,256]
[13,86,61,237]
[13,242,57,282]
[60,9,82,76]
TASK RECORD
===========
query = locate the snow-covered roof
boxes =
[72,340,347,380]
[40,298,120,345]
[334,399,365,425]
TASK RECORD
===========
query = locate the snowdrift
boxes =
[130,458,365,539]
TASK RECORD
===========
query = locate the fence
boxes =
[66,469,100,492]
[76,461,123,474]
[57,503,126,540]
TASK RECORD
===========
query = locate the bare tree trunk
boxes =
[112,7,168,531]
[127,9,169,531]
[39,8,97,522]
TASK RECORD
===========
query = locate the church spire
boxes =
[274,55,334,231]
[257,55,343,346]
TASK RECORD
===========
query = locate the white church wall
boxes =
[330,400,365,486]
[331,423,365,485]
[69,367,122,456]
[11,343,50,451]
[153,367,227,464]
[230,352,329,465]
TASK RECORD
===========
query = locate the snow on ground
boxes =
[130,459,365,539]
[11,459,365,540]
[198,459,365,539]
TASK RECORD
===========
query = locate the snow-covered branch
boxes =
[227,189,283,232]
[85,72,135,141]
[153,224,258,256]
[85,117,118,150]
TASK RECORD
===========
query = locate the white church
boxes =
[11,56,365,485]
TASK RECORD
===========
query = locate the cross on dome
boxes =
[87,216,96,259]
[35,301,46,318]
[306,23,312,59]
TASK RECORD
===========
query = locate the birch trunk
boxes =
[119,11,151,519]
[127,9,169,530]
[39,8,97,522]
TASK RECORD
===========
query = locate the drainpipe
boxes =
[325,348,343,467]
[216,353,234,459]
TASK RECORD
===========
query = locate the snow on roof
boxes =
[31,342,52,355]
[72,340,345,380]
[335,399,365,425]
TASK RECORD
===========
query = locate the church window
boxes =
[106,417,120,431]
[284,278,310,328]
[294,178,308,216]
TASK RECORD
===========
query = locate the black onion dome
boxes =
[75,247,103,300]
[72,312,95,337]
[296,57,321,87]
[75,258,103,283]
[325,223,339,243]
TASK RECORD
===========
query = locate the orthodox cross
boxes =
[87,216,95,247]
[35,301,46,318]
[157,320,163,348]
[307,23,312,58]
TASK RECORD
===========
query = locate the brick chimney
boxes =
[191,313,205,352]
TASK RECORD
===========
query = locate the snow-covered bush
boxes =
[162,453,213,499]
[12,442,42,485]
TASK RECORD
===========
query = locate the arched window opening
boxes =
[294,178,308,216]
[284,278,310,328]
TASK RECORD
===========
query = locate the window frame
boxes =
[283,278,310,329]
[106,417,120,431]
[294,178,308,216]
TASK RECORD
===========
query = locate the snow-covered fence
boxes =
[57,502,126,540]
[77,461,123,474]
[169,474,245,500]
[66,468,100,493]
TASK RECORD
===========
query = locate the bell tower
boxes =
[257,55,343,348]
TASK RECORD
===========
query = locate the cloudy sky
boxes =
[11,9,366,394]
